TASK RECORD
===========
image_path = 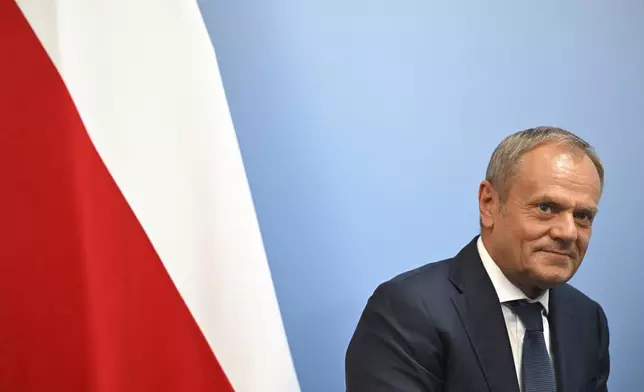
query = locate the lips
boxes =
[541,250,574,258]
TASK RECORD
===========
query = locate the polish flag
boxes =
[0,1,300,391]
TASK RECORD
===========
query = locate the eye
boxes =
[575,211,594,222]
[538,203,553,213]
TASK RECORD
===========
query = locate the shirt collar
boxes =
[476,236,549,314]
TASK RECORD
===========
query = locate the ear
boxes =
[478,180,499,229]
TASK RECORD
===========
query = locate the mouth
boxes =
[541,250,574,258]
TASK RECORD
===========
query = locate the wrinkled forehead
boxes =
[512,147,602,205]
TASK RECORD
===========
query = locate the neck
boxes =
[519,284,545,300]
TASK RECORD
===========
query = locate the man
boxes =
[346,127,610,392]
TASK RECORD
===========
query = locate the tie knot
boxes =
[504,300,544,332]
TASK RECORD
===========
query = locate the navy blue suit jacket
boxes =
[346,236,610,391]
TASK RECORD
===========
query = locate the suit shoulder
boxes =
[391,258,451,282]
[375,258,454,301]
[554,282,604,313]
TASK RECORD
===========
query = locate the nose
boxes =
[549,212,578,244]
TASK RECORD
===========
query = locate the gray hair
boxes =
[486,126,604,203]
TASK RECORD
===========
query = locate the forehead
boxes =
[510,143,602,206]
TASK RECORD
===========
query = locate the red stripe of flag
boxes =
[0,3,234,391]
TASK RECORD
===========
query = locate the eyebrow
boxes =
[533,196,599,214]
[577,206,599,216]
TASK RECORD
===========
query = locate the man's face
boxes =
[480,143,602,296]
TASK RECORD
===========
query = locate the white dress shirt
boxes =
[476,237,552,392]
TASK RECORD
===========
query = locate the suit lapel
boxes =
[549,286,582,392]
[449,237,520,392]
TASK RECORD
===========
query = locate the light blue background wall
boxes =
[198,1,644,390]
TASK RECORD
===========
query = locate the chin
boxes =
[532,265,576,288]
[528,255,578,288]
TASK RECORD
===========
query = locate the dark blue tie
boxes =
[505,300,556,392]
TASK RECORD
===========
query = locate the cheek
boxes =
[526,250,546,265]
[518,216,551,240]
[576,231,591,255]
